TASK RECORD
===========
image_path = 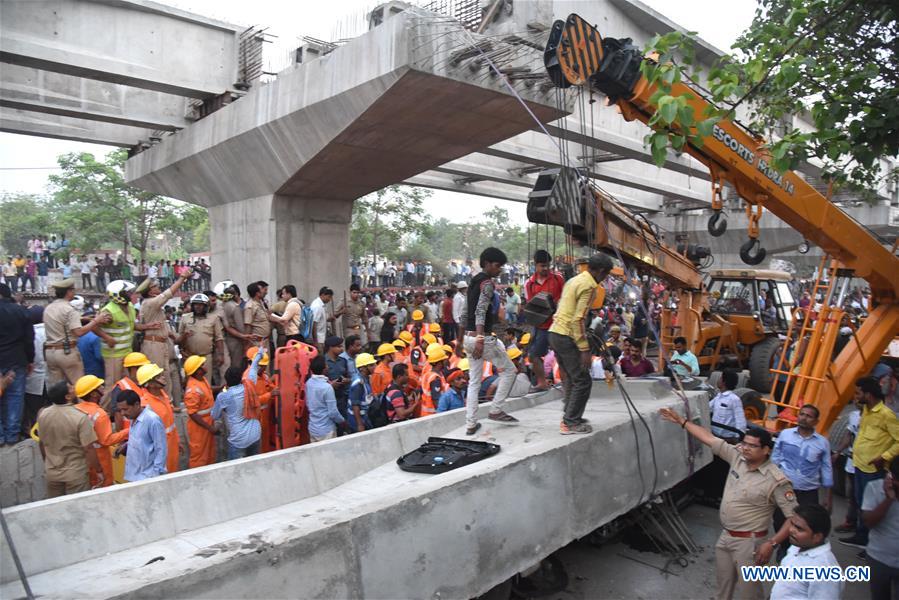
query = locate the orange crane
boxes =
[538,14,899,434]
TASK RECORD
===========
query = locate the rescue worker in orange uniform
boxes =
[73,375,128,487]
[406,347,426,417]
[443,344,459,369]
[405,309,426,345]
[371,343,396,395]
[397,331,414,360]
[182,356,217,467]
[110,352,151,429]
[428,322,444,345]
[136,363,179,474]
[421,344,450,417]
[419,334,438,379]
[244,347,277,453]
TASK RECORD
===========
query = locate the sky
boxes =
[0,0,757,225]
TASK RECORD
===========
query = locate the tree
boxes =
[0,193,56,255]
[640,0,897,188]
[350,185,433,263]
[157,204,209,255]
[48,150,206,261]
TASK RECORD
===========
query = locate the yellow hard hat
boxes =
[442,344,453,354]
[399,331,414,344]
[123,352,150,368]
[428,323,441,333]
[75,374,104,398]
[507,347,523,361]
[426,344,449,364]
[412,309,424,321]
[245,346,270,366]
[457,358,470,372]
[376,343,396,357]
[393,339,407,348]
[520,333,531,345]
[355,352,376,368]
[136,363,164,386]
[184,355,206,376]
[422,333,437,346]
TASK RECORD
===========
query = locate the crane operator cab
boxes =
[708,270,795,333]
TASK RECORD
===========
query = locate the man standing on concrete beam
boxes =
[463,247,519,436]
[548,253,613,435]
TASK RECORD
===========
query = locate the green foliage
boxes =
[639,0,897,188]
[350,185,433,262]
[351,189,572,268]
[47,149,209,260]
[0,193,57,255]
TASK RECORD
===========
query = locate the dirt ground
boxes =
[551,493,870,600]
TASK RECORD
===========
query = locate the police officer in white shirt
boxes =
[710,369,747,442]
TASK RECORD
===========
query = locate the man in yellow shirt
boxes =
[548,253,612,435]
[840,376,899,548]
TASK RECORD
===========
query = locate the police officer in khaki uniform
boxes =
[244,281,272,348]
[137,268,191,398]
[176,293,224,383]
[660,407,797,600]
[335,283,370,345]
[217,281,256,369]
[42,279,110,385]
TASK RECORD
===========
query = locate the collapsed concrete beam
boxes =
[0,107,154,147]
[0,64,192,131]
[0,381,711,599]
[0,0,243,98]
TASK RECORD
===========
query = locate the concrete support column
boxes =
[209,195,352,301]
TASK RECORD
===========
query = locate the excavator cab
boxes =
[707,270,794,337]
[705,269,794,392]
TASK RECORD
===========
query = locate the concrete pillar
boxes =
[209,195,352,302]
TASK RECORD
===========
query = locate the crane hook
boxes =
[739,238,767,265]
[707,211,727,237]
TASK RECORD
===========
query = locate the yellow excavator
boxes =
[531,14,899,435]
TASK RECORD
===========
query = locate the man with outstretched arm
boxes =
[659,407,798,600]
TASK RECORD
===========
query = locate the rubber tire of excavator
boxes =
[748,337,782,393]
[733,387,766,422]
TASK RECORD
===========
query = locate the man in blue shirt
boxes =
[116,389,166,481]
[340,334,362,382]
[306,355,346,442]
[771,403,833,558]
[212,347,263,459]
[348,353,376,432]
[77,330,104,379]
[324,336,350,419]
[437,368,466,413]
[668,336,699,378]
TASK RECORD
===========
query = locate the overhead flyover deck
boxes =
[0,380,711,599]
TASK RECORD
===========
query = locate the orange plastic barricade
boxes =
[273,340,316,449]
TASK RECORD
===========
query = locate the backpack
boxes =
[368,391,391,428]
[297,300,314,340]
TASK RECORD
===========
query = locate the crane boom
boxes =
[541,14,899,433]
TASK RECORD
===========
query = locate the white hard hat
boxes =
[107,280,135,295]
[213,280,235,296]
[189,293,210,304]
[69,295,85,311]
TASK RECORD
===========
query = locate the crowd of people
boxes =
[2,233,214,296]
[1,242,897,599]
